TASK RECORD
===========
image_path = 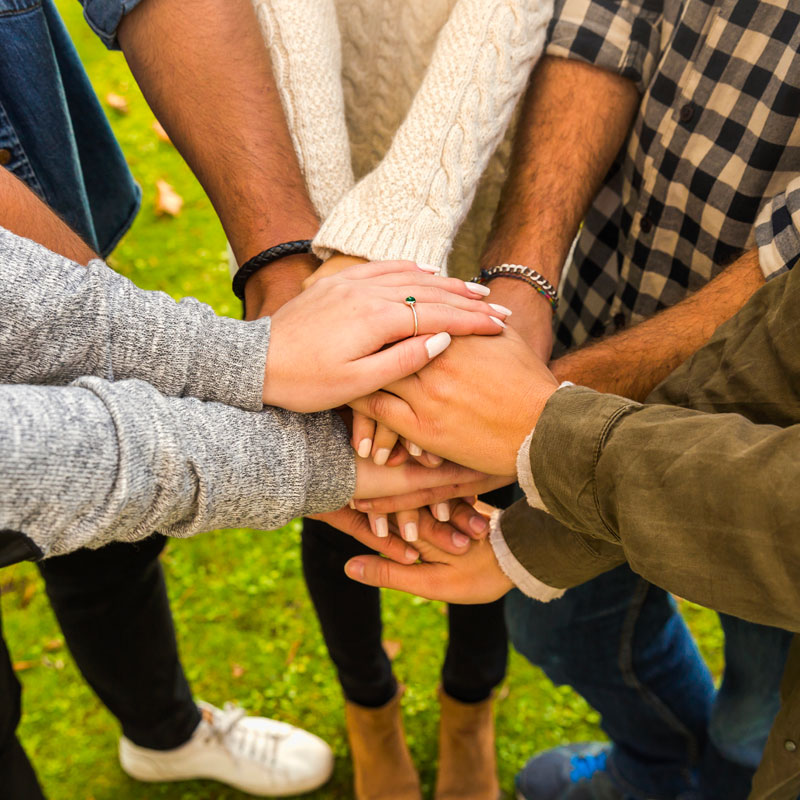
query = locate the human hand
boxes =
[350,329,560,475]
[344,505,513,604]
[244,253,319,320]
[302,253,367,290]
[263,260,508,412]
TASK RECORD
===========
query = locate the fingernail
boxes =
[407,441,423,457]
[466,281,491,296]
[489,303,513,316]
[427,453,443,466]
[425,332,451,359]
[374,448,391,466]
[405,547,419,561]
[404,522,418,542]
[357,438,373,458]
[346,560,365,579]
[469,514,489,534]
[417,262,440,273]
[348,498,356,510]
[490,316,507,328]
[452,531,470,548]
[375,516,389,538]
[434,502,450,522]
[355,499,371,511]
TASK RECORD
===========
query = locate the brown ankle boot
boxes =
[435,687,501,800]
[345,688,422,800]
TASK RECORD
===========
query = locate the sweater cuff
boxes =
[489,509,565,602]
[302,411,357,514]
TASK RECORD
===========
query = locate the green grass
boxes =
[1,4,725,798]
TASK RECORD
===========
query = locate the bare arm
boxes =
[551,249,765,400]
[116,0,319,317]
[481,56,639,357]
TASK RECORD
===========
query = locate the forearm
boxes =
[0,167,95,264]
[0,379,354,558]
[117,0,319,312]
[551,249,765,400]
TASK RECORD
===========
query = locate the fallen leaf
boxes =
[155,180,183,217]
[44,638,62,652]
[152,120,172,144]
[285,639,301,666]
[13,660,36,672]
[231,663,245,679]
[382,640,402,661]
[21,581,36,608]
[105,92,129,115]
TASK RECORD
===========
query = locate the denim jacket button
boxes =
[0,149,11,166]
[785,739,797,752]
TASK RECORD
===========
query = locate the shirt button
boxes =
[680,103,695,123]
[0,149,11,166]
[785,740,797,752]
[640,216,653,233]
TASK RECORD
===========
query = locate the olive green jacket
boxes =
[498,264,800,799]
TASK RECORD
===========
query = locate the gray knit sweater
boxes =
[0,228,356,558]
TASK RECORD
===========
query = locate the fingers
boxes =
[395,507,420,543]
[334,259,437,281]
[448,499,491,540]
[368,511,390,540]
[350,391,420,444]
[410,302,507,337]
[362,269,494,301]
[352,411,376,459]
[417,507,472,554]
[345,555,443,598]
[371,422,400,466]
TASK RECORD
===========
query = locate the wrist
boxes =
[243,253,318,319]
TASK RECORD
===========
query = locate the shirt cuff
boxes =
[755,176,800,281]
[489,509,566,602]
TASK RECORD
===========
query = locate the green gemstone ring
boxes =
[405,296,419,336]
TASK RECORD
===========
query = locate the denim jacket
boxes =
[0,0,140,256]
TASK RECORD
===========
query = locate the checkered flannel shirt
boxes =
[549,0,800,354]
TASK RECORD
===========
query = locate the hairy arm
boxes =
[481,56,639,357]
[116,0,319,317]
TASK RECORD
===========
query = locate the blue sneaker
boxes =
[515,742,622,800]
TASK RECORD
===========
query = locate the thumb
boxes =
[357,332,451,388]
[345,555,439,598]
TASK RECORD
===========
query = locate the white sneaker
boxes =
[119,701,334,796]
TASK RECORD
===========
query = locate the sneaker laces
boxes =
[204,703,292,769]
[569,750,608,782]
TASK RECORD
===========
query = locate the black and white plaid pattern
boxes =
[548,0,800,354]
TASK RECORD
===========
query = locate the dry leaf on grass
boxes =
[152,120,172,144]
[382,639,402,661]
[43,638,62,652]
[285,639,302,666]
[155,180,184,217]
[13,660,37,672]
[231,663,245,679]
[105,92,129,115]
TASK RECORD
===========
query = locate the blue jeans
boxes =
[506,565,792,800]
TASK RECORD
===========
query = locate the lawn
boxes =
[1,3,725,798]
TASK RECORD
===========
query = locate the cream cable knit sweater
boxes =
[254,0,552,278]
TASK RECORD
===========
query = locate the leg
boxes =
[0,594,46,800]
[37,534,201,749]
[509,565,714,799]
[700,615,793,800]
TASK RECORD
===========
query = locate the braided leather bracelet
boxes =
[473,264,559,312]
[232,239,314,300]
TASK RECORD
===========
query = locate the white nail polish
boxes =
[408,442,423,457]
[348,498,356,510]
[417,262,440,273]
[425,332,451,359]
[404,522,419,542]
[490,316,507,328]
[434,502,450,522]
[466,281,491,296]
[374,448,391,466]
[357,438,372,459]
[375,517,389,538]
[489,303,513,315]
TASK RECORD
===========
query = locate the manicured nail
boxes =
[452,531,470,548]
[346,560,365,579]
[489,303,512,316]
[417,262,440,273]
[404,522,419,542]
[357,438,372,459]
[466,281,491,296]
[405,547,419,561]
[425,332,451,359]
[490,316,507,328]
[348,498,356,510]
[469,514,489,534]
[375,516,389,538]
[407,441,423,457]
[374,448,391,466]
[434,503,450,522]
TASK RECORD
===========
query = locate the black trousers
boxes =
[301,487,514,708]
[1,534,201,799]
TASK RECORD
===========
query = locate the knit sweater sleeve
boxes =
[0,378,355,559]
[313,0,552,271]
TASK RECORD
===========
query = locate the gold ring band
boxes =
[405,296,418,337]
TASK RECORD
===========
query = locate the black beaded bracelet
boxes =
[232,239,314,300]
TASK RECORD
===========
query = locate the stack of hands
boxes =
[263,256,562,604]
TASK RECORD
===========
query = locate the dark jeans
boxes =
[1,535,201,798]
[506,565,792,800]
[302,487,514,707]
